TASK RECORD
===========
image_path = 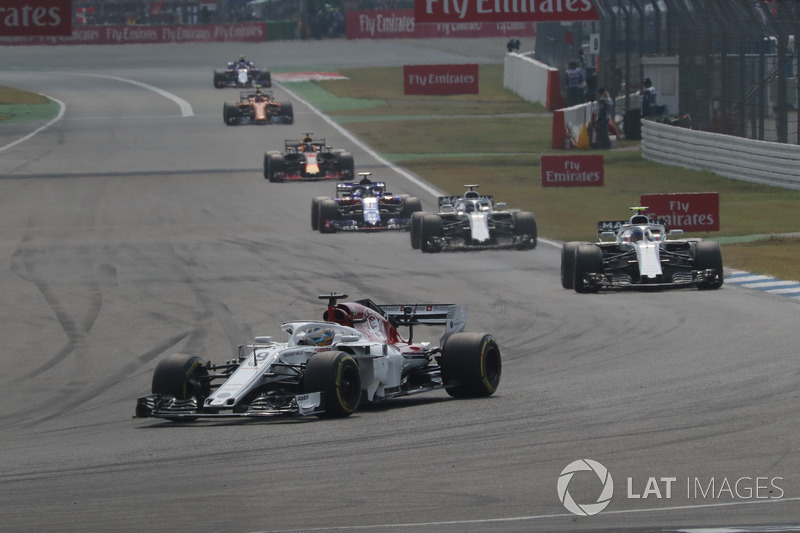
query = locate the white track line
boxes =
[0,93,66,154]
[76,73,194,117]
[256,495,800,532]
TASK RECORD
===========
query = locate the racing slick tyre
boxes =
[420,214,443,253]
[266,153,285,182]
[213,72,226,88]
[410,211,429,250]
[560,242,581,289]
[223,103,238,125]
[440,333,501,398]
[303,351,361,418]
[280,103,294,124]
[151,353,211,422]
[694,240,724,290]
[574,244,603,293]
[311,196,329,231]
[400,196,423,220]
[513,211,538,250]
[318,199,340,233]
[338,152,355,178]
[257,71,272,87]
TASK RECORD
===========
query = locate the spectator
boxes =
[591,88,613,149]
[642,78,658,117]
[564,58,586,107]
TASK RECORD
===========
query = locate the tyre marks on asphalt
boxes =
[725,269,800,301]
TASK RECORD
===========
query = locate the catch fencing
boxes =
[535,0,800,145]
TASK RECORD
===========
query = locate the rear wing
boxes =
[372,303,467,346]
[596,218,669,239]
[438,195,494,209]
[337,181,387,197]
[285,139,326,151]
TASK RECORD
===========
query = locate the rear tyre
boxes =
[223,103,238,125]
[338,153,355,178]
[400,196,422,220]
[410,211,428,249]
[311,196,329,231]
[267,153,284,182]
[694,241,724,290]
[213,73,226,88]
[420,214,443,253]
[560,242,581,289]
[281,103,294,124]
[513,211,537,249]
[318,199,340,233]
[574,244,603,293]
[151,353,210,422]
[258,71,272,87]
[440,333,501,398]
[303,351,361,418]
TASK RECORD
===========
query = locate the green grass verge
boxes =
[0,86,58,124]
[295,65,800,281]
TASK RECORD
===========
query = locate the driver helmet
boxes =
[305,328,334,346]
[630,228,644,242]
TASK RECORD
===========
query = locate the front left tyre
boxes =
[303,351,361,418]
[513,211,538,249]
[694,240,724,290]
[150,353,211,421]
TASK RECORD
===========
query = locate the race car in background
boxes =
[312,172,422,232]
[213,56,271,88]
[410,184,537,252]
[560,207,724,293]
[135,293,501,420]
[264,133,355,182]
[223,88,293,125]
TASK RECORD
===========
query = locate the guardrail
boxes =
[641,120,800,191]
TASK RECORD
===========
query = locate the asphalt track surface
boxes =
[1,40,799,533]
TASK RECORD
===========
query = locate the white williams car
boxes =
[410,184,537,252]
[135,294,501,421]
[561,207,724,293]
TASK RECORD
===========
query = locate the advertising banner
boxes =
[540,155,604,187]
[0,21,266,45]
[414,0,598,24]
[640,192,720,232]
[404,64,479,95]
[0,0,72,36]
[346,9,536,39]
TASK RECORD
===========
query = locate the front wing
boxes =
[135,391,325,419]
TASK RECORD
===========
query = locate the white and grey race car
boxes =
[561,207,724,292]
[410,184,537,252]
[135,294,501,421]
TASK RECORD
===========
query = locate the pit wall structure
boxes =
[503,52,800,190]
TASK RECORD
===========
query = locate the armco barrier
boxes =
[641,120,800,191]
[503,52,564,112]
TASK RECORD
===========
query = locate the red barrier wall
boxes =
[0,21,266,45]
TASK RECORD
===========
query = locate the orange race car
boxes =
[222,88,293,126]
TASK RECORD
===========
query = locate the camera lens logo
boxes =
[558,459,614,516]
